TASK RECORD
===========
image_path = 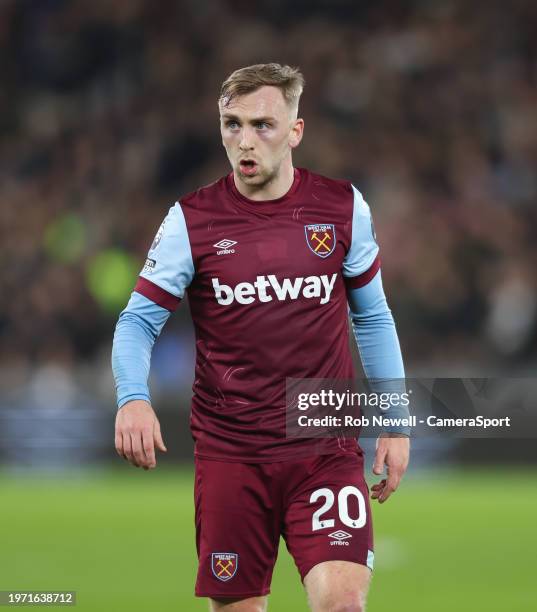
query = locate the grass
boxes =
[1,466,535,611]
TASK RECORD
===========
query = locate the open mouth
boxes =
[239,159,258,176]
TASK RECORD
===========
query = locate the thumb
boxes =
[154,420,167,452]
[373,446,386,475]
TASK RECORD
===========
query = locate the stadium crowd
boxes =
[1,0,536,397]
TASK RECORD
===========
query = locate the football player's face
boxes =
[219,86,303,189]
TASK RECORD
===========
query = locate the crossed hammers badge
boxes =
[211,553,238,582]
[305,224,336,258]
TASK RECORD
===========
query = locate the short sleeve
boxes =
[342,185,381,289]
[134,202,194,311]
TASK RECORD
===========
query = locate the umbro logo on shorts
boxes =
[328,530,352,540]
[212,273,337,306]
[328,530,352,546]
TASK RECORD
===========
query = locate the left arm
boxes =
[347,271,410,503]
[343,185,409,503]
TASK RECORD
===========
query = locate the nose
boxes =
[239,126,255,151]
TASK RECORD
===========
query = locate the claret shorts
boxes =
[194,449,374,598]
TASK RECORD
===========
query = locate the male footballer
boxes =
[112,63,410,612]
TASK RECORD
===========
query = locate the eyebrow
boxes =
[221,113,276,123]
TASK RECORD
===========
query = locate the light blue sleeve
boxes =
[342,185,379,279]
[347,270,410,435]
[140,202,194,299]
[112,281,171,409]
[111,202,195,409]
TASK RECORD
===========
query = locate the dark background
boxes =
[1,3,536,611]
[1,0,536,464]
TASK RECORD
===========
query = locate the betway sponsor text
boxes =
[212,273,338,305]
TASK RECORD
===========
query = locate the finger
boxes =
[130,431,145,467]
[115,431,124,459]
[373,447,387,475]
[122,432,138,467]
[386,471,401,494]
[371,481,385,490]
[154,420,167,453]
[378,482,396,503]
[371,479,386,499]
[378,487,393,504]
[142,427,156,468]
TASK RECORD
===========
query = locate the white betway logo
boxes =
[212,273,337,306]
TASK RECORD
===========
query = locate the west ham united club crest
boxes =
[304,224,336,258]
[211,552,238,582]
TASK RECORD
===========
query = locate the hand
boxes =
[115,400,167,470]
[371,433,409,503]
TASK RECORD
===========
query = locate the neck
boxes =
[233,158,294,201]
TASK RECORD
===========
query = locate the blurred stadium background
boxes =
[1,0,536,610]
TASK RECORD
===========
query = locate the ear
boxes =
[289,118,304,149]
[217,101,225,145]
[218,111,226,148]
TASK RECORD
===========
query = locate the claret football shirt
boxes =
[134,168,380,461]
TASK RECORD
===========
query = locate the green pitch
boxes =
[0,467,535,611]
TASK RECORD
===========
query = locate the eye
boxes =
[226,120,239,129]
[255,121,269,129]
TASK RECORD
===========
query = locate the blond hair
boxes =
[219,63,305,114]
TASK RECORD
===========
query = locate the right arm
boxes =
[111,202,194,469]
[112,293,171,469]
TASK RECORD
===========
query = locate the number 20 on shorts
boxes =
[310,486,367,531]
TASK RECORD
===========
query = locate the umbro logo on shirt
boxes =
[212,273,337,306]
[213,239,237,255]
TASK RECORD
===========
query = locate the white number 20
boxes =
[310,486,366,531]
